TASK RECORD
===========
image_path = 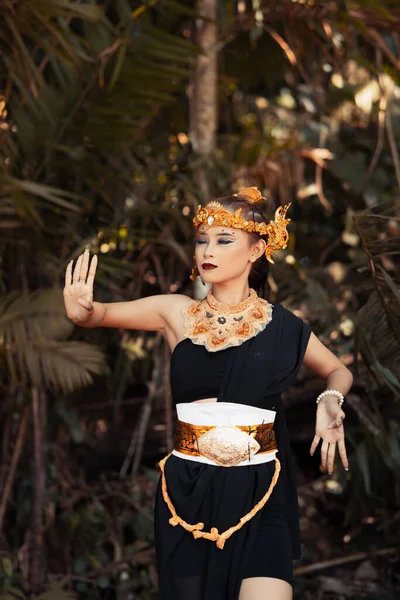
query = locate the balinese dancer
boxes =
[64,187,352,600]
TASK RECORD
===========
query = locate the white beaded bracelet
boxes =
[316,389,344,407]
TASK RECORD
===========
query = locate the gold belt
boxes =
[158,418,280,550]
[173,418,277,467]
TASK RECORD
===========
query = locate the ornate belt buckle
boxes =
[197,425,260,467]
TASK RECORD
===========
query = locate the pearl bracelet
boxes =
[316,389,344,407]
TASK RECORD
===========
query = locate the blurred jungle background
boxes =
[1,0,400,598]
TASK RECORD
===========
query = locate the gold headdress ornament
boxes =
[192,187,291,264]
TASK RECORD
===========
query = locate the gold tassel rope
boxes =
[159,454,281,550]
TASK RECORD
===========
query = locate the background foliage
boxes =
[0,0,399,598]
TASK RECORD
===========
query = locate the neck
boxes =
[210,280,252,306]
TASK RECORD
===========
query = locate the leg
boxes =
[241,503,293,599]
[239,577,293,600]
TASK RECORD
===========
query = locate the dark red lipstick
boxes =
[202,263,217,270]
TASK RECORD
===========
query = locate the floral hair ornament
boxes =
[192,187,291,264]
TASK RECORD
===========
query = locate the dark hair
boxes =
[214,194,271,298]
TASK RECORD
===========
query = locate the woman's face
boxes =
[194,225,265,285]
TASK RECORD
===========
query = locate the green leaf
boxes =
[107,39,129,91]
[72,555,89,575]
[2,587,26,599]
[35,1,104,21]
[4,177,83,213]
[4,191,44,230]
[375,361,400,391]
[358,0,396,21]
[1,556,13,578]
[145,25,198,52]
[35,579,77,600]
[162,0,206,18]
[95,576,110,589]
[55,401,85,443]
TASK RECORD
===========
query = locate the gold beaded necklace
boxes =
[183,289,273,352]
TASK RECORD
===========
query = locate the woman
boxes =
[64,187,352,600]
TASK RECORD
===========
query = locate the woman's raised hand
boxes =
[63,249,98,323]
[310,397,348,475]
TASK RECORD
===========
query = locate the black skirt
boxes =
[155,304,312,598]
[154,453,293,600]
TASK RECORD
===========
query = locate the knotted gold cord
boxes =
[159,454,281,550]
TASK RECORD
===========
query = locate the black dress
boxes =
[154,303,312,599]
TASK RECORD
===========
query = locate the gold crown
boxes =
[193,187,291,263]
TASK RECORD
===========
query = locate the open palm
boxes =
[63,250,98,323]
[310,398,348,474]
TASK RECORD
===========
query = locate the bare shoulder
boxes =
[159,293,194,330]
[159,293,193,315]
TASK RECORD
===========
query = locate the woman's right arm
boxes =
[63,250,188,332]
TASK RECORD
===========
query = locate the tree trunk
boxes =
[30,387,46,593]
[189,0,218,201]
[0,405,29,533]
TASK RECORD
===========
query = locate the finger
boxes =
[72,254,84,283]
[310,434,320,456]
[65,260,73,288]
[327,442,336,474]
[86,254,98,292]
[320,440,329,471]
[79,249,90,282]
[78,298,94,312]
[338,439,349,471]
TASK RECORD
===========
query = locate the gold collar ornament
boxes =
[192,187,291,264]
[183,288,273,352]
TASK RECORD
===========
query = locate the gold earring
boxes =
[190,265,199,281]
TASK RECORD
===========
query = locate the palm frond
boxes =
[0,289,73,341]
[354,205,400,395]
[0,0,200,248]
[3,177,83,213]
[26,340,105,394]
[356,291,400,395]
[1,588,26,600]
[0,288,105,393]
[355,206,400,332]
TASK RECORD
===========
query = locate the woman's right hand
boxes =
[63,249,98,323]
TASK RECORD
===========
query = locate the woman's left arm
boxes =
[303,332,354,475]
